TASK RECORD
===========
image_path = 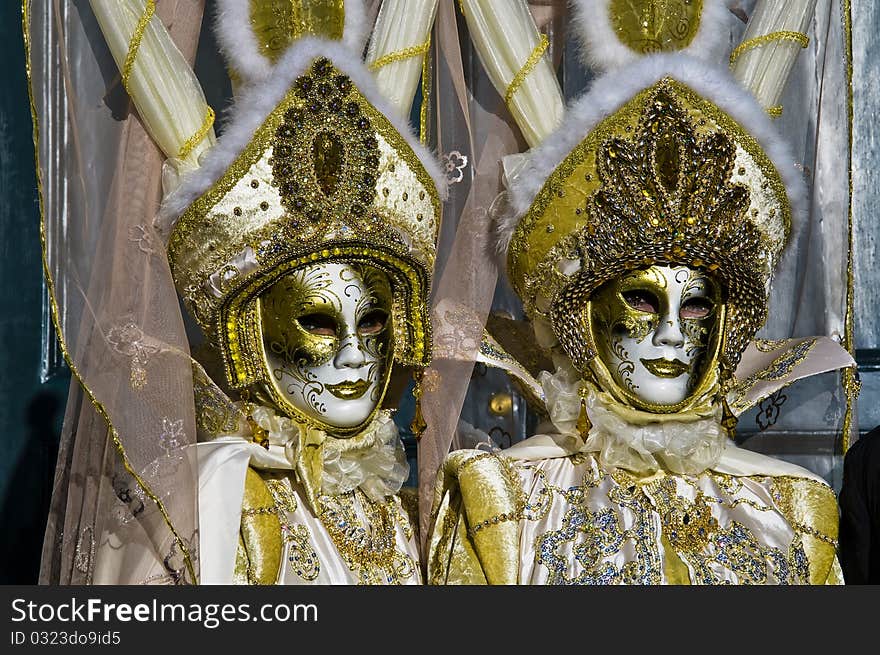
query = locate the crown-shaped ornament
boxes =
[505,72,797,373]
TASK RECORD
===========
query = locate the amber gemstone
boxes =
[312,131,345,197]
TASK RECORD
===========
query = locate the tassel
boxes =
[410,368,428,440]
[576,394,592,438]
[240,389,270,449]
[721,395,738,441]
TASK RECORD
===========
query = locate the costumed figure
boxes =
[33,0,443,584]
[173,0,443,586]
[427,0,855,585]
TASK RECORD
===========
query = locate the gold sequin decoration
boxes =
[249,0,345,65]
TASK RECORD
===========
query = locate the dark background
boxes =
[0,2,69,584]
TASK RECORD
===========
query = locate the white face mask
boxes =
[259,262,393,433]
[590,265,720,408]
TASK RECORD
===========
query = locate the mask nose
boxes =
[333,332,366,368]
[652,314,685,348]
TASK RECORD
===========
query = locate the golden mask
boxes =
[586,265,725,412]
[258,261,395,433]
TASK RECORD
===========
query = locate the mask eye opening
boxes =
[621,289,660,314]
[296,312,338,336]
[357,308,389,336]
[680,297,713,320]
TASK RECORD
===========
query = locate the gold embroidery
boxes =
[729,338,817,413]
[317,489,416,585]
[526,458,814,584]
[264,476,322,582]
[249,0,345,64]
[650,477,718,554]
[609,0,704,55]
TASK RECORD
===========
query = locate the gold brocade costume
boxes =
[161,2,442,584]
[427,1,849,585]
[429,449,842,585]
[237,471,420,585]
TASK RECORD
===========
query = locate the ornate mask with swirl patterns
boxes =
[258,261,393,434]
[587,265,723,411]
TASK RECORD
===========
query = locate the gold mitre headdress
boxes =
[498,54,806,374]
[160,3,445,390]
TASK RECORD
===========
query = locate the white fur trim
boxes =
[569,0,733,73]
[342,0,370,55]
[214,0,370,84]
[498,53,807,256]
[158,38,446,228]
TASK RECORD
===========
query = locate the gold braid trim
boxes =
[841,0,859,453]
[505,33,549,106]
[122,0,157,93]
[178,106,216,160]
[368,40,431,71]
[419,36,432,145]
[766,105,784,118]
[468,511,520,537]
[729,30,809,65]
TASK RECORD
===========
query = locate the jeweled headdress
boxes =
[497,4,806,376]
[162,2,444,391]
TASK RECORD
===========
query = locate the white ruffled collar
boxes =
[538,364,727,475]
[218,404,409,503]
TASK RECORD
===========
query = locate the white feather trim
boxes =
[214,0,370,84]
[158,37,446,230]
[569,0,733,73]
[499,53,807,256]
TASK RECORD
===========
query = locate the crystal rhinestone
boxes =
[312,58,332,77]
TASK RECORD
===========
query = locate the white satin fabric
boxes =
[508,448,821,585]
[89,0,215,176]
[493,365,833,584]
[196,410,420,585]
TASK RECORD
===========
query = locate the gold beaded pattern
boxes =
[167,57,440,389]
[508,78,790,372]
